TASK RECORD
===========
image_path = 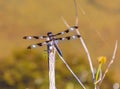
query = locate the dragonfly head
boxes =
[47,32,53,41]
[47,32,53,36]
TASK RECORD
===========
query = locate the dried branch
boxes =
[55,47,86,89]
[61,0,95,80]
[74,0,95,80]
[98,40,118,87]
[61,16,95,80]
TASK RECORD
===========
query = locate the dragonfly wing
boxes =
[53,26,78,36]
[23,35,47,40]
[54,35,81,41]
[27,41,48,49]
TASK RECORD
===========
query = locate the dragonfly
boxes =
[23,26,81,56]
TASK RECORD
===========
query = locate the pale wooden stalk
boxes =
[48,46,56,89]
[55,47,86,89]
[61,0,95,79]
[74,0,95,80]
[61,16,94,80]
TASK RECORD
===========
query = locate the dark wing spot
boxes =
[27,46,32,49]
[42,36,48,38]
[54,33,62,36]
[33,36,39,39]
[23,36,27,39]
[66,36,71,40]
[56,38,63,40]
[37,43,43,46]
[77,35,81,38]
[73,26,78,29]
[65,30,69,33]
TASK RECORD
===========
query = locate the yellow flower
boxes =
[97,56,106,64]
[95,56,107,82]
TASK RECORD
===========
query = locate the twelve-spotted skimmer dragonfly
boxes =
[23,26,81,56]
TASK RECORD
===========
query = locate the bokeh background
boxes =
[0,0,120,89]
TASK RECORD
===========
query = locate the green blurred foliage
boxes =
[0,50,48,89]
[0,50,89,89]
[0,50,117,89]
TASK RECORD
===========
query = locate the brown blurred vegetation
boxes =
[0,0,120,89]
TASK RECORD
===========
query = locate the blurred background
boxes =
[0,0,120,89]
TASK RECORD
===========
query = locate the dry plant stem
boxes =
[77,4,86,15]
[98,40,118,87]
[74,0,95,80]
[77,30,95,80]
[48,46,56,89]
[61,16,94,80]
[77,2,109,48]
[55,48,86,89]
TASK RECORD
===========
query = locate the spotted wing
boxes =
[53,26,78,36]
[27,41,50,49]
[23,35,48,40]
[54,35,81,41]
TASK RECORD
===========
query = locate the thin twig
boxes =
[78,34,95,79]
[61,0,95,80]
[98,40,118,87]
[61,16,95,80]
[73,0,95,79]
[73,0,78,26]
[55,47,86,89]
[77,1,109,48]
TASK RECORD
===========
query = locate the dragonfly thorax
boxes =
[47,32,54,40]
